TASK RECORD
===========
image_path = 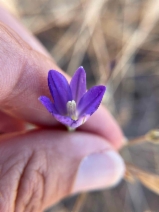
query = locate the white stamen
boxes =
[66,100,77,120]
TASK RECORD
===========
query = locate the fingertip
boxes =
[71,150,125,194]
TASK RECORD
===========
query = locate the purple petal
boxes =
[70,115,90,128]
[70,66,86,105]
[48,70,72,115]
[77,85,106,117]
[39,96,58,114]
[52,114,73,126]
[53,114,90,129]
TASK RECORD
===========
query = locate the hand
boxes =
[0,6,125,212]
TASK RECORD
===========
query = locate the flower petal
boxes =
[70,115,90,129]
[39,96,58,114]
[77,85,106,117]
[48,70,72,115]
[70,66,86,105]
[53,114,90,129]
[52,114,73,126]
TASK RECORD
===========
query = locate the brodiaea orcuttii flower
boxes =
[39,67,106,129]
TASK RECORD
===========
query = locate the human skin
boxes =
[0,5,125,212]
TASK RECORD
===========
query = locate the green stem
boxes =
[67,127,76,132]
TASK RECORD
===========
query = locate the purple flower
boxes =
[39,67,106,129]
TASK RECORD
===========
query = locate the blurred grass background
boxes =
[1,0,159,211]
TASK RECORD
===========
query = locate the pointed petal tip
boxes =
[102,85,106,91]
[48,70,66,80]
[48,69,54,74]
[48,69,59,76]
[48,69,68,83]
[76,66,86,73]
[38,96,46,105]
[38,96,46,102]
[96,85,106,94]
[39,96,58,114]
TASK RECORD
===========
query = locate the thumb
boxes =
[0,130,125,212]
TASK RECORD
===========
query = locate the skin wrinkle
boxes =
[0,159,23,181]
[29,143,72,208]
[48,158,77,207]
[36,134,80,206]
[11,60,38,102]
[15,148,49,212]
[35,170,45,210]
[42,148,66,205]
[0,22,31,50]
[38,151,50,211]
[3,50,52,119]
[30,150,48,211]
[0,5,53,57]
[0,151,31,212]
[14,151,35,212]
[0,23,50,109]
[0,168,11,212]
[0,27,28,104]
[24,171,44,212]
[0,24,16,45]
[1,49,45,118]
[6,52,30,102]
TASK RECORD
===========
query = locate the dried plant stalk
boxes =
[124,135,147,147]
[71,193,87,212]
[124,168,136,183]
[106,0,159,103]
[122,129,159,148]
[146,129,159,144]
[126,164,159,195]
[66,0,108,75]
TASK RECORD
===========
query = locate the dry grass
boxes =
[2,0,159,211]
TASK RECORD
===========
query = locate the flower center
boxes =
[66,100,78,120]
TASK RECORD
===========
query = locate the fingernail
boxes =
[72,150,125,194]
